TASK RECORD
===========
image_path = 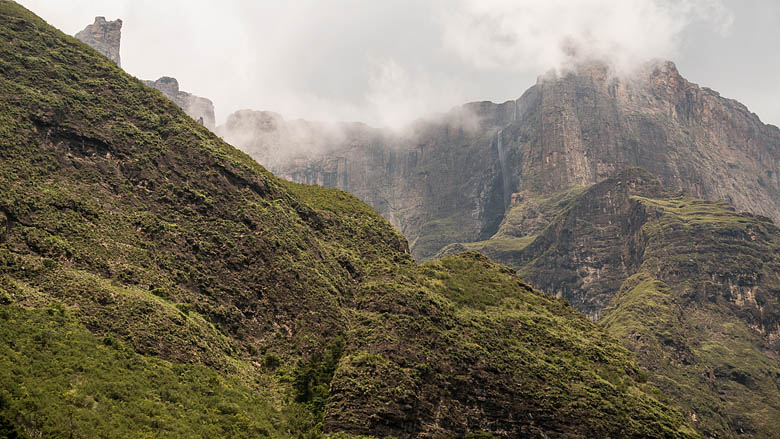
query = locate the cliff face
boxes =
[221,104,515,260]
[142,77,216,130]
[511,61,780,220]
[74,19,216,130]
[221,61,780,260]
[74,16,121,66]
[441,168,780,438]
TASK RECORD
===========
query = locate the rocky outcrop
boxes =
[75,18,216,130]
[74,16,121,66]
[143,77,215,130]
[221,60,780,260]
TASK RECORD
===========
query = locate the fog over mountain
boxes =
[4,2,780,437]
[17,0,780,128]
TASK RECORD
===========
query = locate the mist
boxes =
[16,0,780,128]
[442,0,732,76]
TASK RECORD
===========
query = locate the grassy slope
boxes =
[434,187,585,265]
[0,2,695,438]
[439,169,780,438]
[600,196,780,438]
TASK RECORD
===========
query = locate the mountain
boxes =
[75,17,216,130]
[438,168,780,438]
[220,61,780,261]
[215,40,780,439]
[0,3,696,438]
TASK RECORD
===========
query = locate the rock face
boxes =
[74,16,121,66]
[221,60,780,261]
[74,18,216,130]
[221,103,515,260]
[143,77,216,130]
[488,168,780,439]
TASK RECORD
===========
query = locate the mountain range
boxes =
[2,2,779,438]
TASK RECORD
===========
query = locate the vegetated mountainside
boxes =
[0,3,697,438]
[441,168,780,439]
[220,60,780,261]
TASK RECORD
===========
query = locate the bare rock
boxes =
[221,60,780,260]
[74,16,121,66]
[143,77,216,130]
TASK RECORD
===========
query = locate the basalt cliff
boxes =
[221,61,780,262]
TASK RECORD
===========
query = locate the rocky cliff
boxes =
[220,104,515,261]
[221,61,780,261]
[74,18,216,130]
[74,16,121,66]
[143,76,216,130]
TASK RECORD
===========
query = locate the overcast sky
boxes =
[16,0,780,128]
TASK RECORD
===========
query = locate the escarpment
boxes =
[222,61,780,261]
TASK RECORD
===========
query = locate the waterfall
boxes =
[513,99,518,122]
[495,129,512,208]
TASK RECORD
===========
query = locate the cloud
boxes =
[365,58,468,128]
[23,0,765,128]
[441,0,733,75]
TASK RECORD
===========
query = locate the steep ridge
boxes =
[221,61,780,261]
[0,3,695,438]
[442,168,780,438]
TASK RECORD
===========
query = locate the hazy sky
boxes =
[16,0,780,128]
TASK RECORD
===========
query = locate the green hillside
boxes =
[0,2,696,438]
[445,168,780,438]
